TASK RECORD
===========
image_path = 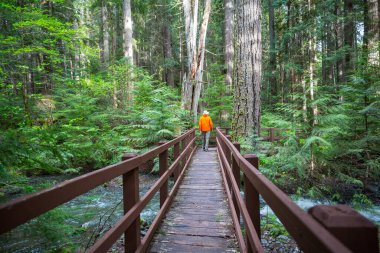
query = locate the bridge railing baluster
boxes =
[158,141,168,208]
[243,154,261,243]
[121,154,141,253]
[232,142,241,223]
[173,142,180,182]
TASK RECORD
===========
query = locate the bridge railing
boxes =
[217,127,289,143]
[260,127,289,142]
[0,128,197,253]
[216,127,378,253]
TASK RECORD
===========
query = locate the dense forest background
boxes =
[0,0,379,207]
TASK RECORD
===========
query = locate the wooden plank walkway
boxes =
[149,147,238,252]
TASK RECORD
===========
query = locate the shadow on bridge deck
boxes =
[148,147,238,252]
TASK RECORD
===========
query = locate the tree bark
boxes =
[363,0,379,132]
[111,4,118,62]
[179,4,185,84]
[336,2,345,84]
[233,0,262,137]
[162,24,175,86]
[268,0,277,100]
[100,1,110,66]
[224,0,234,90]
[123,0,133,63]
[364,0,379,65]
[308,0,317,126]
[123,0,133,107]
[343,0,354,78]
[192,0,212,122]
[181,0,199,111]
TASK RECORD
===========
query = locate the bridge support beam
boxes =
[243,154,261,252]
[121,153,140,253]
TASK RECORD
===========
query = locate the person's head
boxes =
[203,110,209,116]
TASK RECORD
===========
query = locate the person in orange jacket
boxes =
[199,110,213,151]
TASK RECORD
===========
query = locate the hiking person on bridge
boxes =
[199,110,214,152]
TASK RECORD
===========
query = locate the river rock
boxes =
[277,235,289,241]
[366,183,379,195]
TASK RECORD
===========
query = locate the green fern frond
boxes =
[301,136,331,151]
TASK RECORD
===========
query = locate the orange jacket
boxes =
[199,115,213,132]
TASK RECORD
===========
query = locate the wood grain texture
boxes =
[148,148,238,252]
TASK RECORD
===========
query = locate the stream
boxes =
[260,195,380,225]
[1,175,379,252]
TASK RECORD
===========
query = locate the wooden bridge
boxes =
[0,128,378,253]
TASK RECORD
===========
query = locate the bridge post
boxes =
[192,131,196,150]
[243,154,261,252]
[173,142,180,182]
[121,153,140,253]
[159,141,168,207]
[180,138,186,174]
[223,135,232,189]
[309,205,379,253]
[226,135,232,166]
[232,142,241,222]
[269,128,275,143]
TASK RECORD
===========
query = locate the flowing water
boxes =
[0,173,162,252]
[260,195,380,225]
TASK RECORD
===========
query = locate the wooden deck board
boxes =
[148,148,238,252]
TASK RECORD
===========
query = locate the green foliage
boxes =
[122,69,187,148]
[200,64,233,128]
[352,193,373,209]
[27,207,83,251]
[258,0,380,204]
[0,61,188,185]
[262,213,289,238]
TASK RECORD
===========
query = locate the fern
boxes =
[301,136,332,152]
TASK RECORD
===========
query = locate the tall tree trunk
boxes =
[179,4,185,84]
[224,0,234,90]
[268,0,277,100]
[308,0,317,175]
[343,0,354,79]
[111,5,118,62]
[336,2,345,84]
[100,1,110,66]
[233,0,262,137]
[363,0,379,132]
[22,61,31,126]
[308,0,317,126]
[123,0,133,107]
[112,4,119,109]
[192,0,212,122]
[162,24,175,86]
[73,18,80,80]
[364,0,379,65]
[123,0,133,63]
[181,0,199,111]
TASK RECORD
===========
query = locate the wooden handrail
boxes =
[0,128,197,253]
[217,139,263,253]
[216,127,353,253]
[260,127,290,142]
